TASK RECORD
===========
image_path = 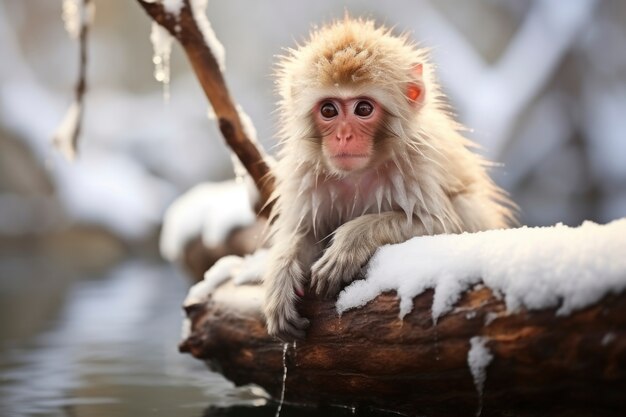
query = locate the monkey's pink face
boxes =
[313,97,383,173]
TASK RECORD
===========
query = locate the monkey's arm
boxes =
[311,211,437,297]
[263,232,319,340]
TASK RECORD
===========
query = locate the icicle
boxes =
[275,342,289,417]
[150,22,173,102]
[468,337,493,417]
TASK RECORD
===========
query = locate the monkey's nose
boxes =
[336,124,354,143]
[336,132,353,143]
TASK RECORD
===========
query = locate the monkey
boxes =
[263,17,514,340]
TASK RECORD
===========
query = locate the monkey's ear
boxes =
[406,63,425,105]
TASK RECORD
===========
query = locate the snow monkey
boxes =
[263,17,514,339]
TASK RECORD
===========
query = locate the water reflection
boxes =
[0,260,261,417]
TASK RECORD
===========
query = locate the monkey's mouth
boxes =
[330,153,370,171]
[332,153,369,159]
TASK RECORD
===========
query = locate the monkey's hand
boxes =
[310,224,370,298]
[264,260,310,340]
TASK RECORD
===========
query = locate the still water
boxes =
[0,258,389,417]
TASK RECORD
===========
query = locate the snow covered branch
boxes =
[135,0,275,216]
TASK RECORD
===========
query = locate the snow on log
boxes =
[159,180,264,281]
[180,220,626,416]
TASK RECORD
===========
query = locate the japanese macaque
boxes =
[263,18,514,339]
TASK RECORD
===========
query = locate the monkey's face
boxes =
[313,97,384,174]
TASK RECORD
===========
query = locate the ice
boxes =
[150,22,174,101]
[275,342,289,417]
[467,336,493,416]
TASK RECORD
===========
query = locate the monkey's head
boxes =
[277,17,434,176]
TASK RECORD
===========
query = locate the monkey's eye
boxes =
[320,102,338,119]
[355,101,374,117]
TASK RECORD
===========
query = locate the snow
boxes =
[52,100,82,161]
[467,336,493,416]
[190,0,225,71]
[337,219,626,322]
[61,0,95,39]
[162,0,184,15]
[160,180,256,262]
[232,249,268,285]
[184,249,267,306]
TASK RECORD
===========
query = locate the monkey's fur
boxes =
[263,18,515,339]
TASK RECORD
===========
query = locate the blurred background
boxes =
[1,0,625,416]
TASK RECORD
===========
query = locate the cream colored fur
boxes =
[263,17,515,339]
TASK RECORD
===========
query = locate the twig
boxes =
[53,0,93,160]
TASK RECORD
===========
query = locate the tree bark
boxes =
[180,280,626,417]
[135,0,275,216]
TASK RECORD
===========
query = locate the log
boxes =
[179,279,626,417]
[182,219,267,282]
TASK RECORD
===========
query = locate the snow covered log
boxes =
[179,281,625,416]
[179,220,626,416]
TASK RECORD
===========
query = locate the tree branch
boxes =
[135,0,275,216]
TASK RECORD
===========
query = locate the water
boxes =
[0,256,399,417]
[0,259,261,417]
